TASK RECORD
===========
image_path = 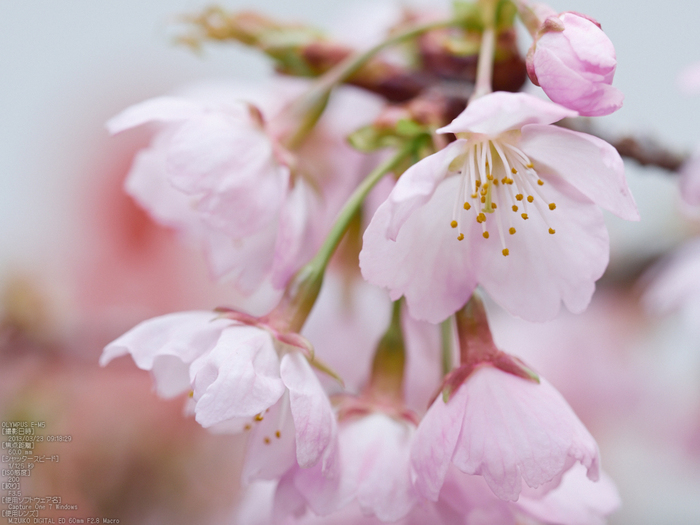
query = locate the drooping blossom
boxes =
[411,365,600,503]
[526,11,623,116]
[109,81,382,305]
[360,91,638,323]
[100,310,338,478]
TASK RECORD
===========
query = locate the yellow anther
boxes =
[483,231,490,239]
[487,174,494,181]
[493,179,499,186]
[275,431,281,439]
[549,203,556,210]
[512,205,518,212]
[507,178,514,185]
[485,161,489,167]
[464,202,471,210]
[527,195,534,203]
[501,177,508,184]
[537,179,544,186]
[511,167,517,174]
[457,233,464,241]
[481,196,486,203]
[527,163,534,169]
[450,220,458,228]
[188,390,194,398]
[492,203,498,209]
[521,213,529,220]
[254,414,264,421]
[475,180,481,187]
[477,213,486,223]
[549,228,556,234]
[472,193,478,198]
[509,227,516,235]
[264,437,271,444]
[502,248,510,256]
[516,194,524,201]
[244,424,252,431]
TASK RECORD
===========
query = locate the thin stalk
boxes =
[283,17,463,149]
[440,317,454,376]
[283,139,420,332]
[469,25,496,101]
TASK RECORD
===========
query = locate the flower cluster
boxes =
[101,1,636,523]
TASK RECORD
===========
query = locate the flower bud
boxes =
[527,12,623,116]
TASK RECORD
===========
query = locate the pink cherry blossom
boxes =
[678,62,700,94]
[411,365,600,502]
[360,91,638,323]
[528,12,624,116]
[100,310,337,477]
[109,82,382,302]
[294,411,420,522]
[679,150,700,207]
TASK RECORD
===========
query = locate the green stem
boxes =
[282,139,420,332]
[469,0,498,102]
[282,17,463,149]
[369,299,406,401]
[440,316,454,377]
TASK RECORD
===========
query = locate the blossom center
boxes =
[449,138,557,256]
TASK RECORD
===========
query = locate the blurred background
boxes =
[2,0,700,523]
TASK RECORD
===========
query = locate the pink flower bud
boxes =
[528,12,623,116]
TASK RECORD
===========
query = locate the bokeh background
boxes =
[2,0,700,523]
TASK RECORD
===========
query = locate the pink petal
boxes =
[383,140,466,241]
[242,394,298,483]
[190,325,285,426]
[516,464,621,525]
[280,352,338,472]
[474,177,609,322]
[438,92,576,136]
[360,177,478,324]
[411,384,469,502]
[100,311,228,398]
[451,367,600,502]
[166,113,288,238]
[533,46,624,117]
[341,414,418,521]
[106,96,204,134]
[520,124,639,221]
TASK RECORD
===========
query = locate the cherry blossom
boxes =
[109,82,382,303]
[411,365,600,503]
[360,91,639,323]
[527,11,624,116]
[100,310,337,477]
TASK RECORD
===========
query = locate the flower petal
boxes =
[342,415,418,521]
[100,311,228,398]
[106,96,204,134]
[190,325,285,426]
[451,367,600,502]
[520,124,639,221]
[361,177,478,324]
[241,394,298,483]
[280,352,338,471]
[411,383,469,502]
[438,92,577,136]
[474,177,609,322]
[516,464,621,525]
[382,140,466,241]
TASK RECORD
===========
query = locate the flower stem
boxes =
[469,1,498,102]
[282,17,464,149]
[455,293,497,365]
[369,299,406,402]
[440,317,454,376]
[281,139,421,332]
